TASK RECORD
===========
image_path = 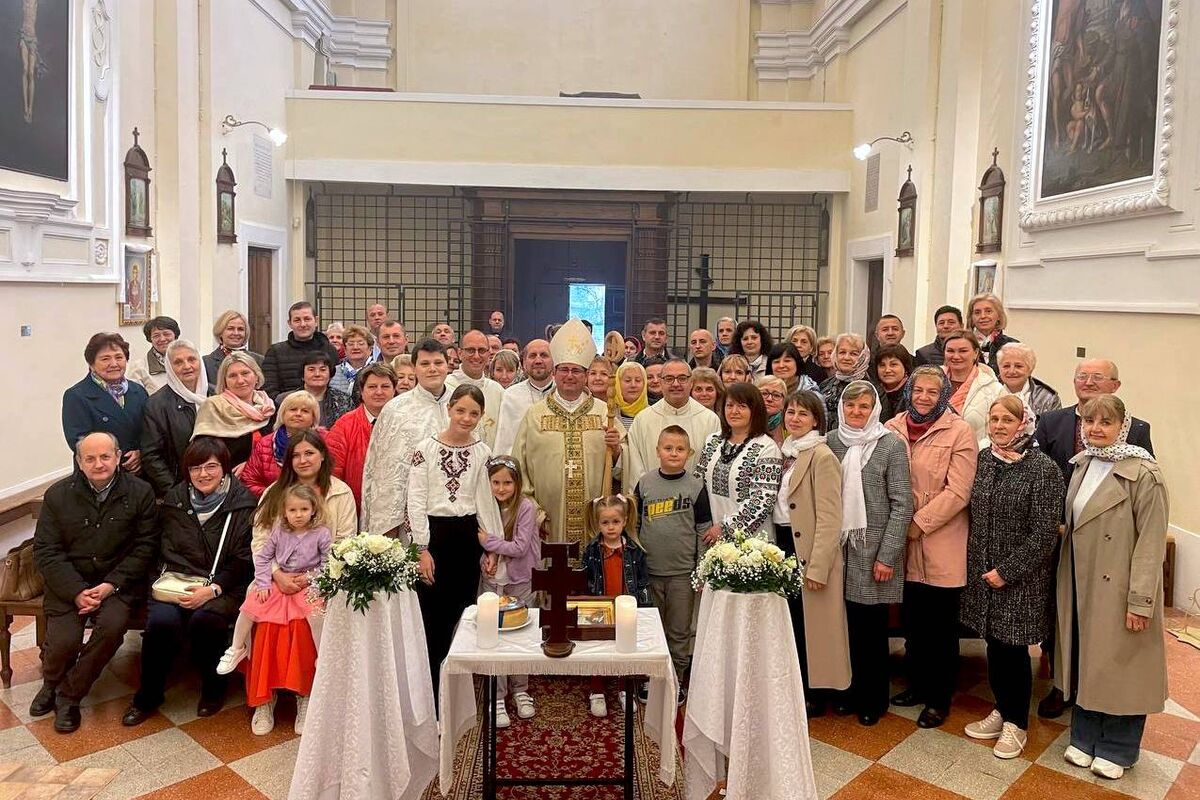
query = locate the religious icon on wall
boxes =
[0,0,70,179]
[973,262,997,297]
[1037,0,1162,199]
[216,148,237,244]
[976,149,1006,253]
[120,248,152,325]
[895,166,917,257]
[124,128,153,237]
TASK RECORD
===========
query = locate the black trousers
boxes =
[900,581,962,710]
[42,596,132,705]
[844,601,889,716]
[133,600,233,711]
[987,638,1033,730]
[418,514,484,697]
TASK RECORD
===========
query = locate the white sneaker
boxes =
[1064,745,1094,768]
[216,645,248,676]
[295,696,308,734]
[251,696,276,736]
[1091,757,1125,780]
[495,701,511,729]
[589,693,607,718]
[964,708,1005,740]
[513,692,535,720]
[992,722,1027,759]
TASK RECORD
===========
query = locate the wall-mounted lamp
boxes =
[221,114,287,146]
[853,131,913,161]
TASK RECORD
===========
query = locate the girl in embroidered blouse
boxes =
[216,485,331,694]
[477,456,541,728]
[407,384,504,695]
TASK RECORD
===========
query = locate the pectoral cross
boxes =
[532,541,588,658]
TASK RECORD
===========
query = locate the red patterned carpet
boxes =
[428,676,685,800]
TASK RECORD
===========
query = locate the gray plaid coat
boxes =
[826,431,913,605]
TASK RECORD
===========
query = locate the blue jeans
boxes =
[1070,706,1147,767]
[132,599,233,711]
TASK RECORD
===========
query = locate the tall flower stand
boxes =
[288,590,439,800]
[682,589,818,800]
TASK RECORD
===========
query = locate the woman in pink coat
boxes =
[884,366,978,728]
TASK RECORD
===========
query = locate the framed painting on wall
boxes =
[120,247,152,325]
[1020,0,1180,230]
[0,0,70,180]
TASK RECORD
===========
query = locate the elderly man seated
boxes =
[32,432,157,733]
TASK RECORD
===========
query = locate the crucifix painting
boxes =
[0,0,70,180]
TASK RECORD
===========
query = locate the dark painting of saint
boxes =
[1039,0,1162,199]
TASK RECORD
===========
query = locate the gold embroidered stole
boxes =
[540,395,603,547]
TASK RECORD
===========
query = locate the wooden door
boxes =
[865,259,884,337]
[511,239,627,344]
[248,247,273,353]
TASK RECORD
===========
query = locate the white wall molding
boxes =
[844,233,893,333]
[284,0,391,72]
[753,0,881,81]
[286,89,852,111]
[1005,299,1200,315]
[237,220,289,340]
[1007,242,1200,268]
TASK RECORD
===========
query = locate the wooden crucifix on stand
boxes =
[532,542,588,658]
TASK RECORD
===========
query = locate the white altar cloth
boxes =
[682,589,818,800]
[288,590,440,800]
[438,606,679,792]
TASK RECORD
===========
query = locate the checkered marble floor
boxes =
[0,613,1196,799]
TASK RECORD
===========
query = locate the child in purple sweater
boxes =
[477,456,541,728]
[217,484,332,676]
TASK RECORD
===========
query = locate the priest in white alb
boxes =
[361,339,452,536]
[449,329,505,448]
[512,320,622,547]
[492,338,554,455]
[624,358,720,493]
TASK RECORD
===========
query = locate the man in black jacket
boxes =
[1032,357,1153,720]
[260,301,339,399]
[914,305,962,367]
[32,432,158,733]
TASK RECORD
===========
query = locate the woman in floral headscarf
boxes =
[1053,394,1168,781]
[819,333,871,433]
[958,394,1063,761]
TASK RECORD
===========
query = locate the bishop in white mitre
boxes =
[512,320,623,547]
[360,341,452,535]
[624,358,720,493]
[492,337,554,456]
[449,330,505,449]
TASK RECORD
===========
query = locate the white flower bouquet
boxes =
[310,533,422,614]
[692,530,804,596]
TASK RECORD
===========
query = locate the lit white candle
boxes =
[615,595,637,653]
[477,592,500,649]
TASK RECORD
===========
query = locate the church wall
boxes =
[396,0,751,100]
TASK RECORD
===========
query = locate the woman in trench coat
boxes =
[773,389,849,717]
[1055,394,1168,781]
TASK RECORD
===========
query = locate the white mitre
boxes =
[549,319,596,369]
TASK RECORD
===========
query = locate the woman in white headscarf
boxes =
[141,339,213,496]
[1054,394,1168,781]
[824,381,912,727]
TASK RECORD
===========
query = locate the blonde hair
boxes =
[755,375,787,394]
[275,390,322,430]
[342,323,374,347]
[718,354,751,384]
[584,494,640,546]
[211,310,249,343]
[989,394,1025,420]
[325,322,346,337]
[391,353,414,370]
[690,367,725,409]
[785,324,817,353]
[281,483,325,531]
[834,332,866,353]
[997,342,1036,371]
[967,292,1009,331]
[816,336,835,352]
[1079,393,1126,423]
[215,350,265,393]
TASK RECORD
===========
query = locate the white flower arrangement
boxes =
[692,530,804,596]
[310,533,422,613]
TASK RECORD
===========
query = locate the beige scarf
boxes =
[193,391,276,440]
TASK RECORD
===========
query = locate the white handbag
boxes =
[151,515,232,604]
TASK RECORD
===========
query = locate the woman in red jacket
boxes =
[326,363,397,513]
[241,392,325,497]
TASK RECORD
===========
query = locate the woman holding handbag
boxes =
[121,437,256,725]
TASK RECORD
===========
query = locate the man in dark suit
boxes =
[1032,357,1153,719]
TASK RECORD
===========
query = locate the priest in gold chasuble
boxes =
[513,319,623,548]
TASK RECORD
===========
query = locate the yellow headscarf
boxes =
[614,361,649,418]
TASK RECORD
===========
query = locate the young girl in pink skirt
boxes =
[217,484,331,677]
